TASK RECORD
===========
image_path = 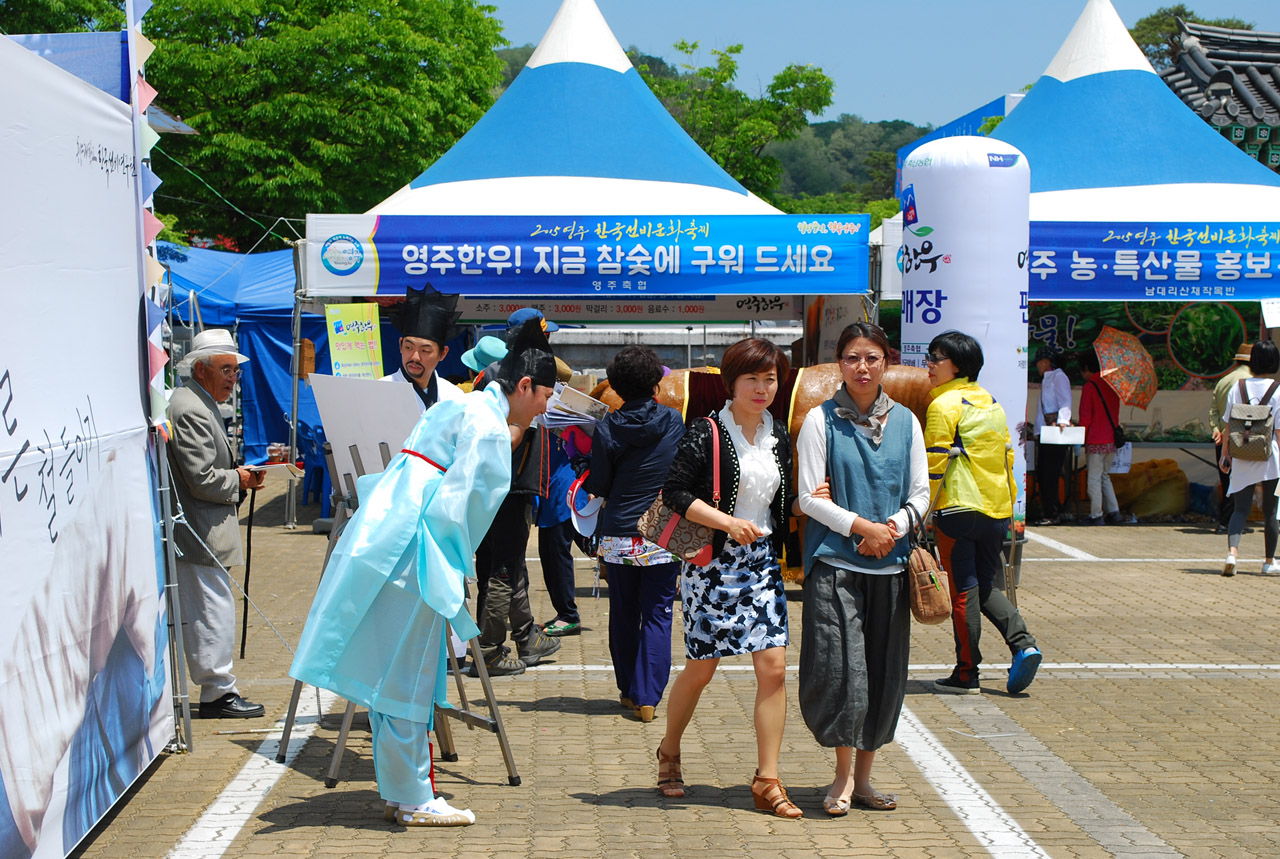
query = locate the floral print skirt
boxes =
[680,537,788,660]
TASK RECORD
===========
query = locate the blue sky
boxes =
[487,1,1280,127]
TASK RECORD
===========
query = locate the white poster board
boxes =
[308,375,423,500]
[0,37,169,859]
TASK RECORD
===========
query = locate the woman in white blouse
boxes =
[796,321,928,816]
[656,338,807,819]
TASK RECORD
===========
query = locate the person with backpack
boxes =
[1078,352,1130,526]
[1219,340,1280,577]
[923,331,1042,696]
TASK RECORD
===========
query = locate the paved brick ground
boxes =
[70,480,1280,858]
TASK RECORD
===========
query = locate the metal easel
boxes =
[276,440,521,786]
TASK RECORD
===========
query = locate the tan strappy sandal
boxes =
[656,745,685,798]
[751,772,803,819]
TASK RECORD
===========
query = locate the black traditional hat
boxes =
[392,283,462,346]
[495,317,558,389]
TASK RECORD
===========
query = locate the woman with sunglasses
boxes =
[796,321,927,815]
[924,331,1041,696]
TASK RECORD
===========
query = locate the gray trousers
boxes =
[798,561,911,751]
[175,560,238,702]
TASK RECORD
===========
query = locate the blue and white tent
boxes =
[370,0,779,216]
[981,0,1280,298]
[991,0,1280,223]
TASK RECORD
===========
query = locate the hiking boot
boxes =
[468,647,525,677]
[518,629,562,666]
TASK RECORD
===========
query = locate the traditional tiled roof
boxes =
[1161,19,1280,170]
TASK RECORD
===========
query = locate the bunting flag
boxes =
[143,209,164,246]
[145,254,165,289]
[145,296,170,423]
[135,74,157,113]
[140,120,159,155]
[129,0,153,27]
[141,162,162,206]
[134,33,156,69]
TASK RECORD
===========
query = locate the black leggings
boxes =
[1228,478,1279,558]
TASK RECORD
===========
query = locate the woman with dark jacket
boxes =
[653,338,807,820]
[584,346,686,723]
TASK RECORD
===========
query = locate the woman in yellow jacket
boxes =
[924,331,1042,696]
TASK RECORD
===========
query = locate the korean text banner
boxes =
[0,37,170,859]
[305,214,869,298]
[1029,221,1280,301]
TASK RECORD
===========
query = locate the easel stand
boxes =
[276,441,521,786]
[155,431,194,752]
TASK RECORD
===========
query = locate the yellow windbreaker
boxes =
[925,377,1015,518]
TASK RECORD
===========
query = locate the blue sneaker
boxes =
[1007,647,1042,694]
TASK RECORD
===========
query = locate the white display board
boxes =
[308,375,423,500]
[0,37,169,859]
[900,137,1031,521]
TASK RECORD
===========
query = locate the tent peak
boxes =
[1042,0,1153,83]
[526,0,633,74]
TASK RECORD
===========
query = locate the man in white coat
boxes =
[380,284,465,413]
[1032,347,1073,525]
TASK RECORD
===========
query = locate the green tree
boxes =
[639,40,833,198]
[1128,5,1253,69]
[0,0,122,34]
[138,0,506,249]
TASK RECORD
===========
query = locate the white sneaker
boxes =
[1262,562,1280,577]
[396,797,476,826]
[1222,555,1237,577]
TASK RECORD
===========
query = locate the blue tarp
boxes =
[158,243,467,463]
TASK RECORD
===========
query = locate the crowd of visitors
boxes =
[273,308,1280,828]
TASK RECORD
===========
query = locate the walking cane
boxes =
[240,485,257,659]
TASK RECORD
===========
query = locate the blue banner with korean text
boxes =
[1029,221,1280,301]
[304,214,869,298]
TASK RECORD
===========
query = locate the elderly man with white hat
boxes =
[167,328,265,719]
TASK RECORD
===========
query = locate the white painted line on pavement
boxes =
[1023,529,1100,560]
[1029,557,1267,563]
[895,706,1052,857]
[525,662,1280,673]
[168,688,340,859]
[932,693,1182,858]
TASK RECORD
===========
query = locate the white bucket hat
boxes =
[181,328,248,372]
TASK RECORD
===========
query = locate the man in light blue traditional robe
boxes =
[290,319,557,826]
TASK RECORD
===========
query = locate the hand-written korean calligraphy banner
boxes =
[1029,221,1280,301]
[304,214,869,298]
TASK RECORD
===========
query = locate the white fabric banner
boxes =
[900,137,1031,520]
[0,38,169,859]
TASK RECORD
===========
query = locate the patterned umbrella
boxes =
[1094,325,1157,409]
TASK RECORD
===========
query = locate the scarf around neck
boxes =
[833,384,893,444]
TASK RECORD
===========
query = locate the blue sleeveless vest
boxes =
[804,399,912,574]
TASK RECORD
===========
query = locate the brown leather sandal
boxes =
[751,772,803,819]
[853,788,898,810]
[656,745,685,798]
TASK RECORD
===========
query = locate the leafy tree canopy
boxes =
[0,0,122,34]
[3,0,507,249]
[1128,4,1253,69]
[638,40,833,198]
